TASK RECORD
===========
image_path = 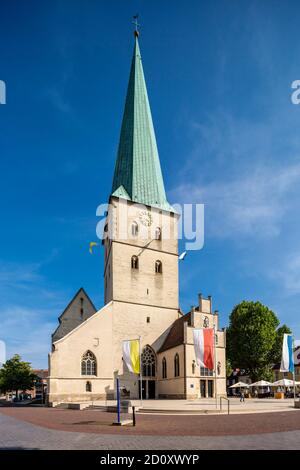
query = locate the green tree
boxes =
[0,355,37,399]
[226,301,286,382]
[226,359,233,378]
[269,324,292,364]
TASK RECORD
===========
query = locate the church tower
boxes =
[48,27,226,404]
[103,32,179,313]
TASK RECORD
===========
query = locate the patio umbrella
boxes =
[229,381,249,388]
[272,378,295,387]
[248,380,273,387]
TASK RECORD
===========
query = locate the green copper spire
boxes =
[111,35,173,211]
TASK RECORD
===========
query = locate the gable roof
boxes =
[57,287,97,322]
[51,287,97,342]
[158,313,191,353]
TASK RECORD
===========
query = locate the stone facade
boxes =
[52,288,96,343]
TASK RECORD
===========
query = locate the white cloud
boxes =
[0,261,41,286]
[46,87,73,114]
[0,306,56,368]
[171,106,300,240]
[270,252,300,296]
[172,162,300,239]
[0,258,67,368]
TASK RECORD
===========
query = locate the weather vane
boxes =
[132,14,140,37]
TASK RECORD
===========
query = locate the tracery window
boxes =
[81,351,97,376]
[141,346,156,377]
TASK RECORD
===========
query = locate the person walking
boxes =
[240,390,245,402]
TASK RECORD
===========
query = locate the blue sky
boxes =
[1,0,300,368]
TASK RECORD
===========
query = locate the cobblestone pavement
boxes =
[0,412,300,450]
[1,406,300,437]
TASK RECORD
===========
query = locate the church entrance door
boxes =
[139,379,156,399]
[200,380,206,398]
[208,380,214,398]
[148,380,155,399]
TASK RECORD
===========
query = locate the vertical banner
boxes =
[280,333,294,373]
[123,339,140,374]
[193,328,214,370]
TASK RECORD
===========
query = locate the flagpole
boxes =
[214,324,218,410]
[139,335,143,408]
[292,334,296,407]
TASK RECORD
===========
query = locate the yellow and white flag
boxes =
[122,339,140,374]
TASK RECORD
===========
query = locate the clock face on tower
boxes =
[139,210,153,227]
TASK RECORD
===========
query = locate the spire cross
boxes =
[132,14,140,34]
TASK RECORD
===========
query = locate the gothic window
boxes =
[203,316,209,328]
[131,255,139,270]
[162,357,167,379]
[81,351,97,376]
[131,221,138,237]
[155,227,161,240]
[217,361,221,375]
[192,361,196,375]
[141,345,156,377]
[86,381,92,392]
[155,260,162,274]
[174,353,180,377]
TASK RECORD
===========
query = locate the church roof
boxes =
[111,35,173,212]
[158,313,191,353]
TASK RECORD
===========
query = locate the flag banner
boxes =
[122,339,140,374]
[280,333,294,373]
[193,328,214,370]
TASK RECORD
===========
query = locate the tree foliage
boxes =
[226,301,290,381]
[0,355,37,397]
[269,324,292,365]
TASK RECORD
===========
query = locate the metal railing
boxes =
[220,396,230,415]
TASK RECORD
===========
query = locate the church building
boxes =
[47,30,226,404]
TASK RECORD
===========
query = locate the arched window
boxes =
[155,227,161,240]
[155,260,162,274]
[217,361,221,375]
[174,353,180,377]
[215,333,218,345]
[162,357,167,379]
[81,351,97,376]
[141,345,156,377]
[86,381,92,392]
[131,255,139,270]
[192,361,196,375]
[131,221,138,237]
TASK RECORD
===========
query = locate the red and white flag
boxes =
[193,328,214,370]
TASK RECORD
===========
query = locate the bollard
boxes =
[132,406,136,426]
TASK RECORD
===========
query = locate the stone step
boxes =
[137,408,226,415]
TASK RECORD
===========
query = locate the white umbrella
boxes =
[249,380,273,387]
[272,378,295,387]
[229,381,249,388]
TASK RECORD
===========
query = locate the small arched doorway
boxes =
[140,345,156,399]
